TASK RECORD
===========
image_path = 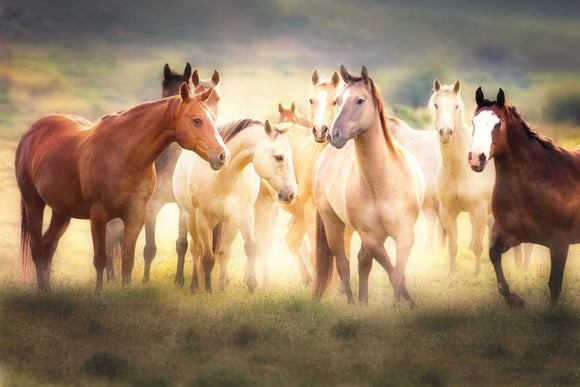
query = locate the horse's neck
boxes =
[353,113,397,191]
[440,114,471,174]
[96,99,175,170]
[222,126,266,177]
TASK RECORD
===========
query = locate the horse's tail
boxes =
[212,223,223,255]
[314,211,334,299]
[20,199,33,282]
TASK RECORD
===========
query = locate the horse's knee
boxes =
[244,240,257,258]
[176,237,188,256]
[143,243,157,262]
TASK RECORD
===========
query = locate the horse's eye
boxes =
[275,155,284,162]
[309,99,313,104]
[333,100,337,105]
[494,122,501,129]
[434,103,438,109]
[356,98,365,105]
[455,105,459,110]
[192,118,202,125]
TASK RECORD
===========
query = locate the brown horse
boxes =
[469,87,580,308]
[278,102,311,127]
[16,83,228,291]
[106,63,222,284]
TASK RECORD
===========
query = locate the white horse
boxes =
[314,66,424,305]
[388,116,443,248]
[429,79,532,273]
[173,120,298,292]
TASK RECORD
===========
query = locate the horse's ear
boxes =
[264,120,273,136]
[475,87,484,107]
[497,88,505,107]
[164,64,171,80]
[340,65,351,83]
[331,72,340,87]
[192,69,200,87]
[361,66,369,83]
[197,87,213,103]
[291,102,296,112]
[184,63,192,80]
[453,79,461,94]
[278,102,284,113]
[211,70,220,86]
[179,82,191,102]
[311,70,319,86]
[433,78,441,92]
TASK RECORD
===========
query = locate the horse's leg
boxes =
[183,212,201,292]
[216,222,239,290]
[105,220,123,282]
[439,205,458,274]
[41,211,71,288]
[237,206,258,292]
[143,200,163,283]
[513,244,523,268]
[195,214,215,292]
[285,213,313,285]
[120,210,147,286]
[320,210,352,303]
[253,186,278,285]
[90,205,109,291]
[548,243,569,305]
[23,197,47,290]
[175,209,189,286]
[357,246,373,306]
[489,233,524,309]
[471,202,487,273]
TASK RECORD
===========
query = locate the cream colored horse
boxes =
[173,120,298,292]
[314,66,424,305]
[253,70,343,285]
[278,102,311,127]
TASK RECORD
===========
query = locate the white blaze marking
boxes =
[471,110,499,160]
[315,90,328,126]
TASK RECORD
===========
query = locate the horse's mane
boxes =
[96,98,175,132]
[370,79,395,149]
[509,106,558,151]
[218,119,262,143]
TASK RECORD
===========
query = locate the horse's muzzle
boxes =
[278,187,299,204]
[467,151,486,172]
[209,149,229,171]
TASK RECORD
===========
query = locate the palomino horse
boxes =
[388,116,443,248]
[173,120,298,292]
[278,102,311,127]
[253,70,343,285]
[428,79,495,273]
[106,63,222,283]
[469,88,580,308]
[314,66,424,305]
[429,79,533,273]
[16,83,228,291]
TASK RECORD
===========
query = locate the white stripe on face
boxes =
[314,90,328,126]
[471,110,499,161]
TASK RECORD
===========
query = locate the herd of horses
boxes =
[14,62,580,309]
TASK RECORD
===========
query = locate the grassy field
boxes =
[1,1,580,386]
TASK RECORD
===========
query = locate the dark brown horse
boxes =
[106,63,222,284]
[468,87,580,308]
[16,82,228,291]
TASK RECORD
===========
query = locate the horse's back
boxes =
[16,114,91,216]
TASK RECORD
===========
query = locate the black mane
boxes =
[509,106,558,151]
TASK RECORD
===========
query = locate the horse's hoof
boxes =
[174,277,185,287]
[506,292,525,310]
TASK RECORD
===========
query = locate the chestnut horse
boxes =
[278,102,311,127]
[106,63,222,283]
[16,83,228,291]
[469,87,580,308]
[314,66,424,305]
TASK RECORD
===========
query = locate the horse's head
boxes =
[252,121,299,204]
[175,82,228,171]
[429,79,464,144]
[278,102,299,124]
[192,69,221,119]
[309,70,341,143]
[163,63,193,98]
[329,65,376,149]
[468,87,508,172]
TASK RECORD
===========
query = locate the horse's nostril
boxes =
[322,125,328,135]
[467,151,472,161]
[479,153,486,164]
[288,192,295,202]
[218,152,226,163]
[312,127,317,136]
[439,129,443,136]
[333,130,339,139]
